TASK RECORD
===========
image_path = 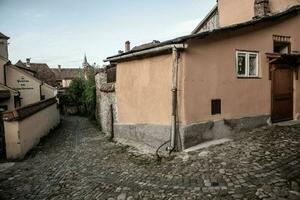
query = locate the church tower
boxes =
[82,54,89,68]
[82,54,92,79]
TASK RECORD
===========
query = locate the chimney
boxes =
[254,0,270,18]
[58,65,61,72]
[26,58,31,67]
[125,41,131,52]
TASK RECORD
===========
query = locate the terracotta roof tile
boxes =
[3,97,57,121]
[52,68,82,80]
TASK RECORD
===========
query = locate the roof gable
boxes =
[192,5,219,34]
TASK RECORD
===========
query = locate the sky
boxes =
[0,0,216,68]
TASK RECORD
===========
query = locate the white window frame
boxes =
[236,51,259,78]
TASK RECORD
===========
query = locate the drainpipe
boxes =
[168,47,180,152]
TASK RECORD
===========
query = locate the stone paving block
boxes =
[0,116,299,199]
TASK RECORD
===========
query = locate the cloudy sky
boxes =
[0,0,216,68]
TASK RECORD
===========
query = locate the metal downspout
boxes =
[169,47,179,152]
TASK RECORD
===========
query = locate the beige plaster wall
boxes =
[3,121,20,159]
[6,66,41,106]
[183,15,300,124]
[218,0,255,27]
[116,55,173,125]
[4,103,60,160]
[218,0,300,27]
[41,83,56,99]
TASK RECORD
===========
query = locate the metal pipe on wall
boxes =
[169,47,179,151]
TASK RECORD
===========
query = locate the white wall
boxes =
[4,103,60,160]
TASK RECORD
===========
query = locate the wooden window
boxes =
[211,99,221,115]
[236,51,259,77]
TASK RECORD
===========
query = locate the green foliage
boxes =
[83,69,96,119]
[66,66,96,119]
[67,76,86,106]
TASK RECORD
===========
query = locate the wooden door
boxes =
[271,67,294,123]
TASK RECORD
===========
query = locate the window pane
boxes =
[249,54,257,76]
[237,53,246,75]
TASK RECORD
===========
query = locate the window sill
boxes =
[237,76,262,79]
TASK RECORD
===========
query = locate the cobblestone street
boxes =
[0,116,299,200]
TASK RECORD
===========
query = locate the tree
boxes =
[83,68,96,119]
[66,65,96,119]
[67,76,85,107]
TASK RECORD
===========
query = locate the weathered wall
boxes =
[6,66,41,106]
[116,54,173,125]
[95,72,117,135]
[218,0,300,27]
[4,103,60,160]
[183,14,300,125]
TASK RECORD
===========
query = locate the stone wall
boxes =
[95,71,117,137]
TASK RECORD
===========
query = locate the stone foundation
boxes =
[180,115,270,149]
[114,115,270,152]
[114,124,170,150]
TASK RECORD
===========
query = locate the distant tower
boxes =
[82,54,91,79]
[82,54,89,68]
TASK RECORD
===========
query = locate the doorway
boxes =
[271,66,294,123]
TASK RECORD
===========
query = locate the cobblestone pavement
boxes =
[0,116,299,200]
